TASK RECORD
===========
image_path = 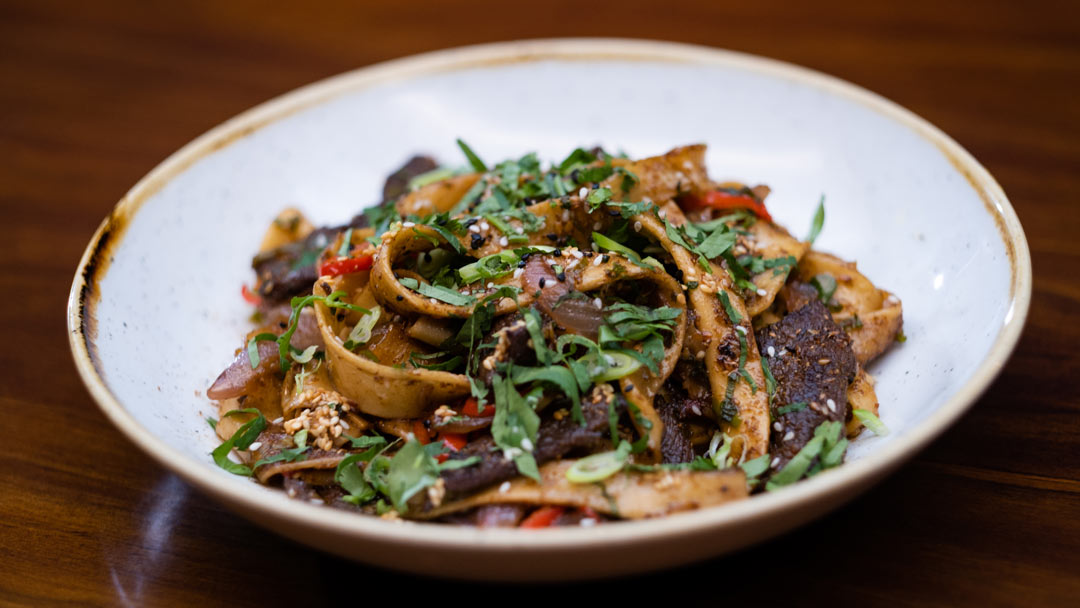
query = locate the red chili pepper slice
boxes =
[520,506,565,529]
[435,432,468,463]
[461,397,495,418]
[319,254,373,277]
[681,190,773,222]
[241,284,262,305]
[411,419,431,445]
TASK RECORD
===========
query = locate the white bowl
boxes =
[67,39,1031,581]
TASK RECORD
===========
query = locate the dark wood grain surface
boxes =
[3,0,1078,605]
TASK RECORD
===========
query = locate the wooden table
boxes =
[3,1,1078,604]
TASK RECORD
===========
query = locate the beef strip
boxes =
[476,315,534,387]
[755,299,856,469]
[251,155,438,305]
[438,389,623,499]
[655,376,713,464]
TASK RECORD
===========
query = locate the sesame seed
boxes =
[248,441,262,451]
[499,481,511,493]
[593,255,603,266]
[735,325,747,335]
[486,282,494,289]
[658,209,666,219]
[498,236,509,247]
[513,268,524,279]
[429,298,438,305]
[696,350,705,359]
[593,297,603,309]
[767,346,776,357]
[691,404,702,416]
[827,398,837,412]
[468,224,481,233]
[756,288,767,296]
[771,457,781,468]
[479,221,490,231]
[579,187,588,198]
[272,417,284,424]
[515,227,524,234]
[633,221,642,232]
[339,419,350,430]
[773,421,783,431]
[521,438,534,452]
[401,221,415,228]
[783,431,795,441]
[571,249,583,259]
[593,222,601,231]
[562,210,570,222]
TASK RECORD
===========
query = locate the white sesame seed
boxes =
[515,227,524,234]
[580,518,597,527]
[272,417,284,424]
[593,255,603,266]
[827,398,837,412]
[579,187,588,198]
[499,481,511,493]
[593,222,601,231]
[633,221,642,232]
[498,236,509,247]
[767,346,776,357]
[771,457,781,468]
[521,438,534,452]
[247,441,262,452]
[658,209,666,219]
[696,350,705,359]
[783,431,795,441]
[735,325,747,335]
[486,282,494,289]
[571,249,583,259]
[339,419,350,430]
[593,297,603,309]
[566,259,580,270]
[401,221,415,228]
[513,267,524,279]
[562,210,570,222]
[691,404,702,416]
[773,421,783,431]
[756,288,767,296]
[468,224,481,233]
[479,221,490,231]
[429,298,438,305]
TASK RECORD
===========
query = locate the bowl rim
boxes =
[67,37,1032,551]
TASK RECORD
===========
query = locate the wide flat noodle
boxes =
[415,459,747,520]
[795,250,903,365]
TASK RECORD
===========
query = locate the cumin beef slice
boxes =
[251,155,437,305]
[756,299,856,469]
[655,373,713,464]
[476,315,534,387]
[438,390,624,499]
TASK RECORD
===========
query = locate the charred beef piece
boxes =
[654,379,712,464]
[476,316,534,387]
[439,390,623,498]
[380,155,438,203]
[756,299,856,469]
[252,155,438,305]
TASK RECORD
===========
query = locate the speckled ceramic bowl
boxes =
[68,39,1030,581]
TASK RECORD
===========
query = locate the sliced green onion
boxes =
[343,306,381,350]
[566,444,631,483]
[584,351,642,382]
[853,409,890,436]
[408,167,456,191]
[398,277,475,306]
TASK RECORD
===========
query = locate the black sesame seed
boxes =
[546,233,559,241]
[538,278,546,288]
[553,248,562,257]
[396,295,404,301]
[556,273,566,282]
